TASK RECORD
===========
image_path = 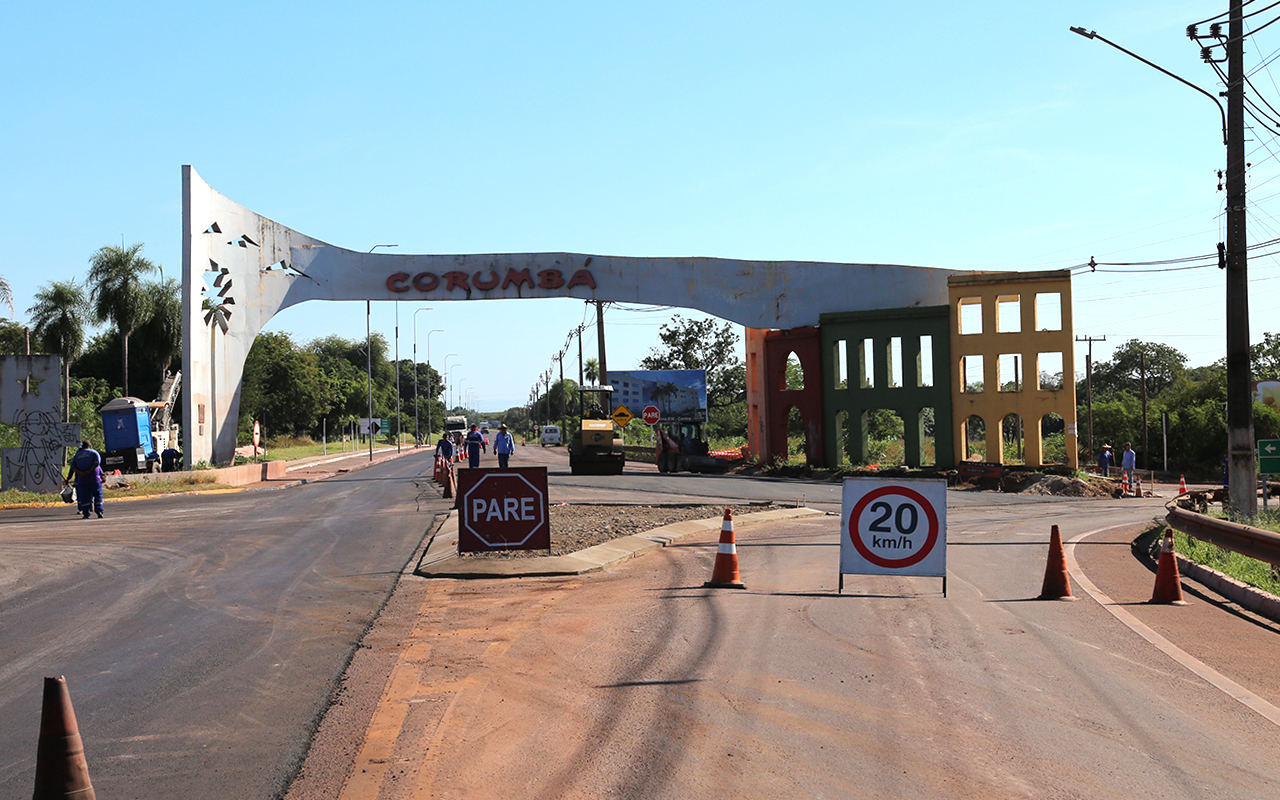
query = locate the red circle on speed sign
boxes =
[642,405,661,425]
[848,485,939,569]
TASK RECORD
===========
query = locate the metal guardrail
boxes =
[1165,497,1280,567]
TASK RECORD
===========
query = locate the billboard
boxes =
[606,370,708,423]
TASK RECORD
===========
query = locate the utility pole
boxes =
[1224,0,1256,517]
[596,301,608,388]
[558,350,566,438]
[1073,18,1251,506]
[1076,335,1105,456]
[1140,352,1149,471]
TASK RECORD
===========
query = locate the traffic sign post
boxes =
[839,477,947,596]
[612,404,634,427]
[1260,439,1280,475]
[642,405,661,426]
[456,466,551,552]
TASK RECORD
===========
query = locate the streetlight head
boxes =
[1070,26,1096,39]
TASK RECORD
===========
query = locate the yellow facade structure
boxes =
[949,270,1078,469]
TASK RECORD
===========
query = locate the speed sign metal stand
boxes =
[839,477,948,597]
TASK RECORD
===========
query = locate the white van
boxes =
[540,425,561,446]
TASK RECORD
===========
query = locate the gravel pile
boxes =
[459,503,775,559]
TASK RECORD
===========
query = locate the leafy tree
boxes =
[1250,332,1280,380]
[132,277,182,381]
[29,280,89,421]
[0,319,27,354]
[88,242,159,396]
[239,332,330,438]
[1091,339,1186,400]
[639,315,746,439]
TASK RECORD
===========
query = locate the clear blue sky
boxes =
[3,1,1276,412]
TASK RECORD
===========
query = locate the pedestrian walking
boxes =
[494,423,516,469]
[435,433,455,462]
[1097,444,1113,477]
[65,440,105,519]
[465,424,484,468]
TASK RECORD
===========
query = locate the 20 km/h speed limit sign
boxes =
[840,477,947,596]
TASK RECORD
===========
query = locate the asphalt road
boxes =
[0,451,443,800]
[6,445,1275,799]
[289,488,1280,799]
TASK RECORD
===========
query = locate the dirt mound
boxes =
[996,470,1113,497]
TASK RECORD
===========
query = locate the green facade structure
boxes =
[820,306,954,469]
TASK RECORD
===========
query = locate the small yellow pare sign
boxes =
[611,405,635,427]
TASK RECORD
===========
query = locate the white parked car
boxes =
[540,425,561,446]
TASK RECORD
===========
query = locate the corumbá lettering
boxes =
[385,268,596,295]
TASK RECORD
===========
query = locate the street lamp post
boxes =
[444,355,459,414]
[412,309,438,445]
[426,330,443,442]
[366,245,397,461]
[1071,22,1254,516]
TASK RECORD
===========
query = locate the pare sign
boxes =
[457,466,551,552]
[839,477,947,595]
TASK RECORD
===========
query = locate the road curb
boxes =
[417,506,827,579]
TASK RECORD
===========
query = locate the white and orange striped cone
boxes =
[1179,475,1187,494]
[704,508,747,589]
[1149,529,1188,605]
[1121,473,1130,497]
[1135,476,1142,497]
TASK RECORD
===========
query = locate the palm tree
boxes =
[29,280,88,422]
[88,243,158,396]
[134,277,182,380]
[0,274,12,316]
[585,358,599,384]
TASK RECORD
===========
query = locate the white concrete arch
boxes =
[182,166,966,465]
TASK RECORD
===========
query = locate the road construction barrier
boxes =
[703,508,746,589]
[33,676,95,800]
[1149,529,1188,605]
[1038,524,1075,601]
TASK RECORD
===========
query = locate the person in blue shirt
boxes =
[494,423,516,468]
[435,434,454,462]
[465,425,485,468]
[65,441,105,519]
[1097,444,1113,477]
[1121,442,1137,485]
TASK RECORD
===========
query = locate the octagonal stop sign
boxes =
[457,466,550,552]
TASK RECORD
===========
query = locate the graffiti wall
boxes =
[0,356,80,493]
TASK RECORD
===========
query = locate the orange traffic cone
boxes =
[1038,524,1075,600]
[433,456,443,484]
[1149,529,1188,605]
[703,508,747,589]
[1135,476,1142,497]
[1179,475,1187,494]
[1121,473,1130,497]
[33,676,95,800]
[442,464,454,499]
